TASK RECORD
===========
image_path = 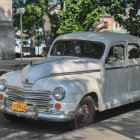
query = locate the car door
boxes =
[104,42,130,108]
[127,42,140,102]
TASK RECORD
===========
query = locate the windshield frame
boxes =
[48,39,105,60]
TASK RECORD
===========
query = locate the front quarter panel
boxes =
[33,71,104,112]
[0,71,23,88]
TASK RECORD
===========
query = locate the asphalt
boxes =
[0,59,140,140]
[0,101,139,140]
[51,102,140,140]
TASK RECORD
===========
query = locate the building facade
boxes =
[98,14,128,34]
[0,0,15,59]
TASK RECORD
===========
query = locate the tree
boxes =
[13,0,62,56]
[100,0,140,37]
[24,0,62,49]
[57,0,140,37]
[34,29,44,56]
[57,0,104,34]
[13,0,43,56]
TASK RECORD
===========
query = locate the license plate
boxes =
[12,101,27,112]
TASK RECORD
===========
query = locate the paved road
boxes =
[0,101,139,140]
[53,108,140,140]
[0,60,139,140]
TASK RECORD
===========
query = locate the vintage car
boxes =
[0,32,140,129]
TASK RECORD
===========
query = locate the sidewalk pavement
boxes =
[0,57,44,72]
[51,109,140,140]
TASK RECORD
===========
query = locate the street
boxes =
[0,101,139,140]
[0,0,139,139]
[0,61,140,139]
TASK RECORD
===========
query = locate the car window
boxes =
[128,43,140,59]
[50,40,105,59]
[108,44,125,60]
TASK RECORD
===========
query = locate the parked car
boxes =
[0,32,140,129]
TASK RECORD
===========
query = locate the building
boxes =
[15,38,44,56]
[15,39,30,56]
[0,0,15,59]
[98,14,128,34]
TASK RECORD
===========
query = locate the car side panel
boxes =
[33,71,107,112]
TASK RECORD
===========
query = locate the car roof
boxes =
[55,32,140,46]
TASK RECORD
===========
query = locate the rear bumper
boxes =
[1,105,74,122]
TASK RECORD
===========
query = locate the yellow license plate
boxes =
[12,101,27,112]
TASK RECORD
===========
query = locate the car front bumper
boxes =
[0,105,75,122]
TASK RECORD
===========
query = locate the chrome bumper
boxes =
[1,105,74,122]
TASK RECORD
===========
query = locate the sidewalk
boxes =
[51,109,140,140]
[0,57,44,71]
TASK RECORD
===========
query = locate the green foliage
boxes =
[57,0,103,34]
[100,0,140,37]
[13,0,140,46]
[58,0,140,37]
[13,0,61,49]
[14,1,61,32]
[34,29,44,47]
[13,0,46,36]
[49,13,61,38]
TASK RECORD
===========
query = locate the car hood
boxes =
[21,57,101,84]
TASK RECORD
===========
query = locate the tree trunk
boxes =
[60,0,64,10]
[42,0,53,55]
[42,14,53,48]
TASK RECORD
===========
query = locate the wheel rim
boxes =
[77,102,92,126]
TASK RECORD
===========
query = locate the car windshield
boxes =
[50,40,105,59]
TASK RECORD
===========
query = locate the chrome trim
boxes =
[50,69,100,76]
[7,85,52,94]
[23,84,33,89]
[0,79,7,92]
[22,81,34,85]
[1,86,74,122]
[5,87,53,113]
[1,105,74,122]
[7,85,24,92]
[53,87,66,101]
[34,69,101,83]
[24,90,53,95]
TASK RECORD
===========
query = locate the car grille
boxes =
[5,86,53,113]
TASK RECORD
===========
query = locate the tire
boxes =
[4,113,24,122]
[69,96,96,130]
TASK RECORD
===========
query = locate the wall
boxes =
[98,15,127,34]
[98,15,113,32]
[0,0,15,59]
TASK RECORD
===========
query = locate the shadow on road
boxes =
[0,101,139,140]
[95,100,140,123]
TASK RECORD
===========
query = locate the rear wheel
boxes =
[4,114,24,122]
[70,96,95,129]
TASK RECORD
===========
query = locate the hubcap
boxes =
[77,102,91,124]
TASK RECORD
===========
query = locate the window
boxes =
[50,40,105,59]
[104,22,108,29]
[116,23,118,28]
[22,47,30,53]
[108,44,125,60]
[128,43,139,59]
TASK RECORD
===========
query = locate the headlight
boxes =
[53,87,66,101]
[0,79,7,92]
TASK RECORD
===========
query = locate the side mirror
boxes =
[105,56,117,64]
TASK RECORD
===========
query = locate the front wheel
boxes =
[70,96,96,129]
